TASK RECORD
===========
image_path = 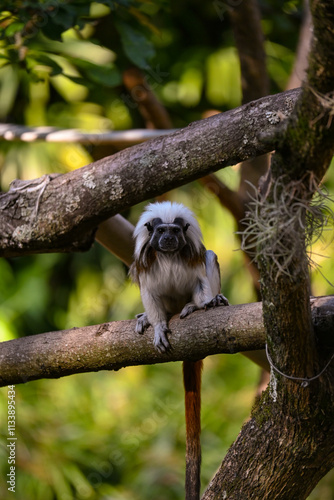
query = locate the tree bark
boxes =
[0,302,264,387]
[229,0,269,103]
[0,88,301,257]
[203,1,334,498]
[0,296,333,389]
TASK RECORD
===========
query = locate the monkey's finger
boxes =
[205,294,230,309]
[180,303,198,318]
[135,312,151,334]
[135,322,147,334]
[217,294,230,306]
[155,342,169,353]
[154,331,171,352]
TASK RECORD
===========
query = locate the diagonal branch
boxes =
[0,88,301,258]
[122,67,173,129]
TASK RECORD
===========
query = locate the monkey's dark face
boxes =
[145,217,189,253]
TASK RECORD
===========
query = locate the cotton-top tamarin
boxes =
[130,201,229,500]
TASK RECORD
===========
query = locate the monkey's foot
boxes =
[205,294,229,309]
[180,302,198,319]
[135,312,151,334]
[154,325,171,353]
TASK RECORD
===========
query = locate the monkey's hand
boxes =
[205,294,229,309]
[135,312,151,334]
[154,324,171,353]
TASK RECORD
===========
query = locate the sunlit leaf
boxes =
[30,53,64,76]
[4,21,25,37]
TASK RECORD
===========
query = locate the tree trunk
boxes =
[203,1,334,497]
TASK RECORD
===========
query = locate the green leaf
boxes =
[61,74,87,86]
[5,22,25,38]
[115,20,155,70]
[33,53,64,76]
[39,4,89,40]
[67,57,121,87]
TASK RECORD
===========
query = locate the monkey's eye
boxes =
[157,227,165,234]
[172,227,181,234]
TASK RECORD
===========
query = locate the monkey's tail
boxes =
[183,359,203,500]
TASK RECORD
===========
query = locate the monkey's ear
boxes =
[145,222,153,233]
[184,223,190,232]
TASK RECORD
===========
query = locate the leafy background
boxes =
[0,1,334,498]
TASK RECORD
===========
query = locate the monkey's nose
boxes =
[164,235,175,243]
[161,234,178,250]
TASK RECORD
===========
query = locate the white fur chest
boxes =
[139,254,205,298]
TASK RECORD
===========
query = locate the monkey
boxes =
[130,201,229,500]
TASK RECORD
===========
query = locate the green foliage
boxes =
[1,1,334,499]
[0,0,158,95]
[0,350,260,500]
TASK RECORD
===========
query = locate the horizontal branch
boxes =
[0,295,332,388]
[0,88,301,257]
[0,124,177,145]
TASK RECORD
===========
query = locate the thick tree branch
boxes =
[269,5,334,184]
[261,0,334,373]
[204,2,334,498]
[0,88,301,258]
[0,296,333,388]
[0,302,263,387]
[95,215,134,266]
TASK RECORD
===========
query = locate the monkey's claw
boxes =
[205,294,229,309]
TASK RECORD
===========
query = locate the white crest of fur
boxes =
[133,201,203,258]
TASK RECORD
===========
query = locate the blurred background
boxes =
[0,0,334,498]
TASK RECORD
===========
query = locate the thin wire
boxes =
[265,343,334,388]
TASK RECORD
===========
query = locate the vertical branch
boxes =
[228,0,269,103]
[256,178,316,381]
[228,0,270,206]
[286,0,312,90]
[229,0,270,297]
[203,2,334,497]
[122,67,173,130]
[257,0,334,389]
